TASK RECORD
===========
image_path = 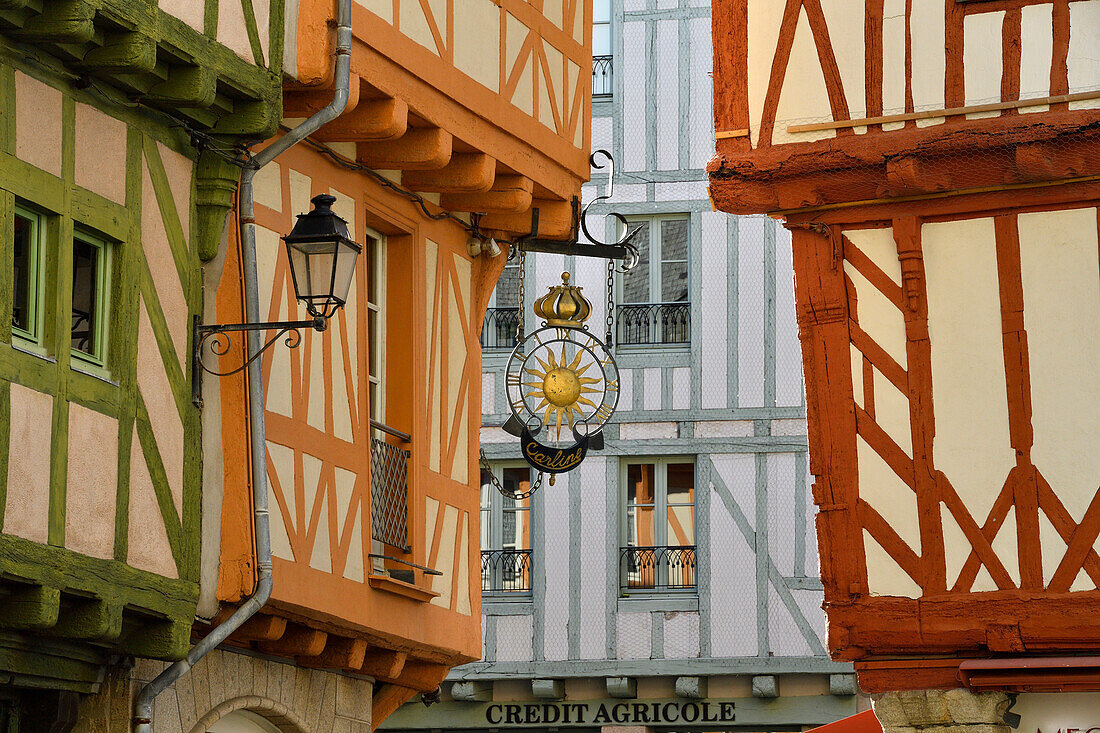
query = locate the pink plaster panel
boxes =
[65,402,118,559]
[158,0,204,33]
[74,102,127,204]
[14,72,62,178]
[137,300,184,518]
[156,142,194,244]
[141,161,190,367]
[126,428,178,578]
[3,383,53,543]
[218,0,256,64]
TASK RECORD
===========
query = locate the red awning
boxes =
[808,709,883,733]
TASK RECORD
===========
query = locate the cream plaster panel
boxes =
[456,511,471,615]
[910,0,945,114]
[65,403,118,560]
[424,496,440,559]
[544,0,563,30]
[138,301,184,517]
[572,0,584,44]
[538,56,556,129]
[267,441,295,562]
[288,169,313,228]
[569,61,583,146]
[335,466,363,582]
[157,143,194,243]
[128,428,178,578]
[863,529,921,598]
[874,369,912,457]
[74,103,126,204]
[544,42,565,122]
[963,12,1004,116]
[845,227,902,286]
[923,218,1013,525]
[455,0,501,92]
[218,0,255,64]
[1067,2,1100,110]
[159,0,204,32]
[401,0,439,54]
[747,0,786,147]
[989,506,1020,588]
[253,161,282,211]
[844,260,908,368]
[142,164,190,368]
[940,503,970,589]
[505,12,527,70]
[851,343,864,411]
[4,384,53,543]
[619,422,678,440]
[858,435,920,552]
[305,453,331,572]
[253,0,271,64]
[819,0,866,120]
[284,0,299,78]
[255,226,294,419]
[14,72,62,177]
[327,191,358,443]
[430,504,459,608]
[449,254,472,483]
[771,8,835,145]
[512,55,535,117]
[882,0,906,120]
[1019,4,1054,102]
[425,240,441,473]
[357,0,393,23]
[1017,209,1100,523]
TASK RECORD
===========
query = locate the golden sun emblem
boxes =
[522,342,602,441]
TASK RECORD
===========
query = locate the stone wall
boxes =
[872,689,1012,733]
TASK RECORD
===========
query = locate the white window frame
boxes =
[620,457,697,594]
[480,462,534,597]
[365,226,386,424]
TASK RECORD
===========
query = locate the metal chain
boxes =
[517,249,526,344]
[605,257,615,347]
[479,449,544,499]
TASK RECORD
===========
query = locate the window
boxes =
[365,228,385,422]
[480,464,533,595]
[481,259,521,351]
[70,231,111,365]
[618,216,690,345]
[620,459,696,593]
[593,0,612,97]
[11,206,42,344]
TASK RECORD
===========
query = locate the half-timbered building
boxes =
[709,0,1100,726]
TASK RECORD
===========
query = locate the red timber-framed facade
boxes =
[708,0,1100,702]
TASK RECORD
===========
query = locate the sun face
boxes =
[521,341,602,441]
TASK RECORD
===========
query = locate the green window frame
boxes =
[70,229,112,368]
[11,204,44,346]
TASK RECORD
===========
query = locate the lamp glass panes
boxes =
[283,194,361,319]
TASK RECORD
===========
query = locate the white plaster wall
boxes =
[579,457,609,659]
[543,478,570,661]
[708,455,758,657]
[737,216,766,407]
[615,611,651,659]
[700,211,728,409]
[621,20,648,171]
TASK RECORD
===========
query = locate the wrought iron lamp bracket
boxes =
[191,314,327,406]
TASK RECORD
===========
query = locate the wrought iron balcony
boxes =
[617,302,691,346]
[620,545,697,592]
[481,307,521,350]
[481,549,533,594]
[370,420,411,552]
[593,55,613,97]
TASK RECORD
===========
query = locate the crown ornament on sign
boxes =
[532,272,592,328]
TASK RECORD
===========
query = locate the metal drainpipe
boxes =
[133,2,352,729]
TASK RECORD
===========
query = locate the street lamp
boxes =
[191,193,361,405]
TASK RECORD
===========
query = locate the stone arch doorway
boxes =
[191,696,310,733]
[207,710,286,732]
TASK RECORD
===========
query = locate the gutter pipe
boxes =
[133,2,353,729]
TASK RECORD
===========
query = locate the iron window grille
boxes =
[481,548,532,594]
[370,422,410,552]
[481,307,521,350]
[617,302,691,345]
[593,55,613,97]
[620,545,697,592]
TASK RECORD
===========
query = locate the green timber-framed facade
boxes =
[0,0,280,728]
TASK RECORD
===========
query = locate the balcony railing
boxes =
[370,420,411,552]
[617,302,691,345]
[593,55,613,97]
[620,545,696,592]
[481,307,520,350]
[481,549,532,593]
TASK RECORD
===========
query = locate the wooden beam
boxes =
[146,66,218,108]
[119,618,190,660]
[14,0,95,43]
[298,636,368,671]
[442,175,533,213]
[284,76,362,117]
[482,198,573,238]
[0,585,60,630]
[356,128,452,170]
[52,598,123,641]
[78,31,157,74]
[371,685,418,731]
[374,660,450,693]
[358,648,407,680]
[219,613,286,643]
[312,97,408,142]
[402,153,495,194]
[255,623,327,657]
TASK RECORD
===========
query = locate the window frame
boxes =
[480,461,534,597]
[592,0,613,98]
[616,214,692,348]
[69,228,112,369]
[619,457,697,594]
[365,226,386,424]
[11,204,44,347]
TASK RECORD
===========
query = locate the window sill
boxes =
[9,339,55,363]
[617,594,699,612]
[368,573,440,602]
[70,358,117,386]
[483,597,534,615]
